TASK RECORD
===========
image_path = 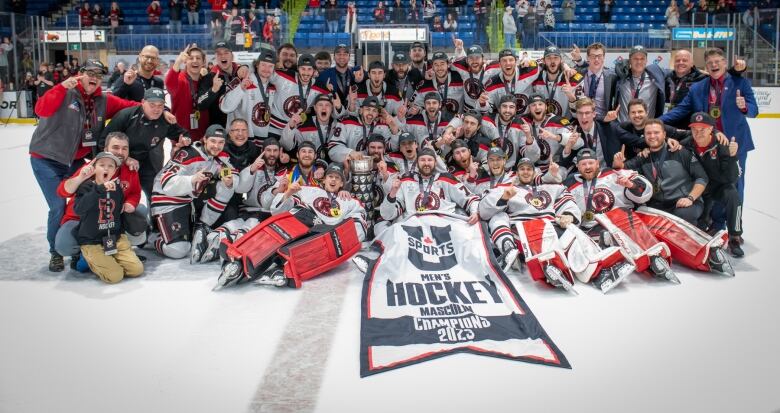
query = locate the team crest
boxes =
[546,99,562,116]
[525,190,552,210]
[463,78,484,100]
[591,188,616,213]
[537,138,552,160]
[150,136,161,147]
[252,102,271,127]
[514,94,529,115]
[313,196,341,217]
[282,96,304,117]
[414,191,442,212]
[171,222,182,231]
[120,180,129,191]
[445,98,460,114]
[492,138,515,160]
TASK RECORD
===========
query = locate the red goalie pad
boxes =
[598,208,671,273]
[277,218,362,288]
[515,219,575,286]
[221,212,311,279]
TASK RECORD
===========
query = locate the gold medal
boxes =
[299,112,308,124]
[530,198,543,208]
[264,111,271,123]
[417,206,427,212]
[219,166,231,179]
[583,210,595,221]
[330,208,341,217]
[193,110,200,120]
[709,106,721,119]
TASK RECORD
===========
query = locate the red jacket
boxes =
[208,0,226,11]
[165,68,208,139]
[79,7,94,26]
[262,21,274,41]
[57,163,142,224]
[147,4,162,23]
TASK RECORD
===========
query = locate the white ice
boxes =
[0,120,778,413]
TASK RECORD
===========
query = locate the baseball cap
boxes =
[499,94,516,105]
[467,45,484,57]
[314,94,333,104]
[576,148,598,163]
[325,164,345,180]
[94,151,121,166]
[361,96,381,108]
[143,87,165,103]
[423,92,442,102]
[366,133,386,145]
[398,132,416,144]
[393,51,409,64]
[498,49,515,59]
[629,45,648,58]
[82,59,108,74]
[334,44,350,54]
[255,48,277,64]
[689,112,716,128]
[297,54,315,68]
[528,93,546,104]
[487,146,506,159]
[431,51,448,62]
[516,157,534,167]
[544,46,561,58]
[263,138,281,148]
[418,147,437,159]
[298,141,317,152]
[410,41,426,51]
[215,41,230,51]
[450,139,469,152]
[205,124,226,139]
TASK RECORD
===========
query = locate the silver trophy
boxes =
[350,155,376,214]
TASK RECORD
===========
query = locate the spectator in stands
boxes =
[680,0,694,24]
[53,63,63,84]
[666,1,681,29]
[696,0,709,13]
[389,0,406,23]
[475,0,488,45]
[21,51,33,75]
[61,67,72,81]
[432,15,444,32]
[600,0,613,23]
[92,4,104,27]
[562,0,576,26]
[263,15,274,45]
[187,0,200,25]
[225,7,246,46]
[80,2,94,27]
[109,2,124,31]
[71,57,81,71]
[247,0,259,17]
[308,0,321,16]
[346,2,358,34]
[444,13,458,32]
[516,0,530,38]
[11,0,25,13]
[148,1,163,24]
[325,0,340,33]
[170,0,184,33]
[248,12,261,47]
[535,0,547,27]
[423,0,437,26]
[209,0,227,33]
[34,63,54,101]
[444,0,458,20]
[108,61,126,86]
[503,7,517,49]
[408,0,422,23]
[522,5,537,47]
[260,0,271,12]
[374,1,387,23]
[315,51,332,72]
[543,3,555,30]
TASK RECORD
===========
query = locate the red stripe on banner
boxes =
[478,223,525,314]
[365,239,385,319]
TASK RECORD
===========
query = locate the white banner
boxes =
[359,213,569,376]
[0,91,32,119]
[43,30,107,43]
[753,87,780,117]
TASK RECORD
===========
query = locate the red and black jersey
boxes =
[73,180,125,245]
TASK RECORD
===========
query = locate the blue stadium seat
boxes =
[322,33,338,48]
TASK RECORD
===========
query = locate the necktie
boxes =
[588,74,598,98]
[587,133,594,148]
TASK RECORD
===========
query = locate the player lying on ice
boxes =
[214,164,367,289]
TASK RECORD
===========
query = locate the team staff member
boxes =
[571,42,618,120]
[29,59,139,272]
[111,45,165,102]
[165,44,209,140]
[614,119,709,224]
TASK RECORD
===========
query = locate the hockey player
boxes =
[282,94,343,162]
[519,94,581,178]
[413,52,465,116]
[284,141,327,186]
[328,96,401,163]
[199,42,243,129]
[400,92,461,149]
[352,134,399,236]
[450,45,500,113]
[479,157,633,293]
[471,146,516,195]
[353,61,402,116]
[219,48,277,145]
[531,46,582,118]
[380,148,480,223]
[447,139,481,186]
[485,49,540,116]
[216,164,366,289]
[480,95,540,168]
[387,132,447,176]
[386,51,420,107]
[439,110,492,163]
[268,54,329,140]
[149,125,239,261]
[565,148,678,283]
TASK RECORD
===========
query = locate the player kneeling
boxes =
[215,164,367,289]
[480,157,634,294]
[74,152,144,283]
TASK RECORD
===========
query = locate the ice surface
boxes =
[0,121,778,413]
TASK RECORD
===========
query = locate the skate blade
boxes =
[666,271,682,284]
[600,264,634,294]
[213,263,241,291]
[352,255,369,273]
[502,249,519,274]
[547,269,578,295]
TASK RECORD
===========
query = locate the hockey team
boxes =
[31,40,756,294]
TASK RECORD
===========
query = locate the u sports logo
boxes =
[402,225,457,271]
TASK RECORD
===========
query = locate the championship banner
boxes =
[359,213,570,377]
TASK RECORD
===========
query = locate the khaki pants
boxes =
[81,234,144,284]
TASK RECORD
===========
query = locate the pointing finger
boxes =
[736,89,742,97]
[620,144,626,156]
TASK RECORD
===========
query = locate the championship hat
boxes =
[576,148,598,163]
[204,124,226,139]
[325,164,345,180]
[398,132,416,144]
[297,54,316,68]
[93,151,121,166]
[143,87,165,103]
[689,112,716,128]
[487,146,506,159]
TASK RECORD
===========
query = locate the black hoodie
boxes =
[74,180,125,245]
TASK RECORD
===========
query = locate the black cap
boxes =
[82,59,108,74]
[410,41,426,50]
[297,54,315,68]
[393,51,409,64]
[298,141,317,152]
[423,92,442,102]
[467,45,483,57]
[498,49,515,59]
[143,87,165,103]
[205,124,226,139]
[255,48,277,64]
[431,51,448,62]
[528,93,546,104]
[398,132,416,144]
[93,151,121,166]
[418,147,437,159]
[487,146,506,159]
[263,138,281,148]
[629,45,647,58]
[314,94,333,104]
[544,46,561,58]
[576,148,598,163]
[689,112,716,128]
[325,164,345,180]
[366,133,386,146]
[499,94,516,106]
[361,96,381,108]
[450,139,469,151]
[215,41,230,51]
[334,44,350,54]
[517,157,534,167]
[368,61,386,72]
[463,110,482,123]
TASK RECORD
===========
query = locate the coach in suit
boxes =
[660,47,758,201]
[572,42,619,120]
[615,45,667,124]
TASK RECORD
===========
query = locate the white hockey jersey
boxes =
[379,172,480,221]
[479,182,581,223]
[235,163,288,214]
[565,168,653,228]
[219,72,276,139]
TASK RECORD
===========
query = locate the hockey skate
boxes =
[214,260,243,291]
[189,223,210,264]
[352,255,369,274]
[499,248,519,274]
[708,247,735,277]
[649,255,680,284]
[593,262,634,294]
[200,233,224,263]
[254,268,290,287]
[544,265,578,295]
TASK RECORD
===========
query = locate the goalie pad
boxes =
[154,206,192,244]
[634,207,728,272]
[514,219,575,286]
[595,208,671,273]
[221,211,312,280]
[560,224,633,284]
[277,218,362,288]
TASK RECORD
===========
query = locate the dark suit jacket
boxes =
[561,120,645,169]
[576,66,619,115]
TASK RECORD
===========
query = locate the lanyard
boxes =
[256,75,270,103]
[290,165,313,185]
[582,176,598,211]
[404,157,416,174]
[669,76,686,104]
[418,173,436,206]
[434,73,449,103]
[544,71,562,101]
[503,73,517,96]
[468,68,486,86]
[426,112,441,140]
[315,117,333,149]
[337,70,350,95]
[361,121,376,144]
[496,116,511,149]
[650,148,667,181]
[629,71,647,99]
[297,74,312,108]
[187,74,199,108]
[490,172,505,189]
[261,164,271,183]
[710,79,724,107]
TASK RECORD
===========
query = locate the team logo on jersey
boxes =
[356,139,366,153]
[546,99,562,116]
[371,182,384,205]
[313,196,341,217]
[150,136,161,147]
[444,99,460,114]
[463,78,484,100]
[173,149,188,163]
[590,187,616,213]
[537,138,552,160]
[401,224,457,271]
[68,100,81,112]
[120,180,129,191]
[492,138,515,161]
[171,222,182,231]
[525,190,552,210]
[252,102,271,127]
[282,96,304,118]
[414,191,442,212]
[514,94,529,115]
[255,181,273,205]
